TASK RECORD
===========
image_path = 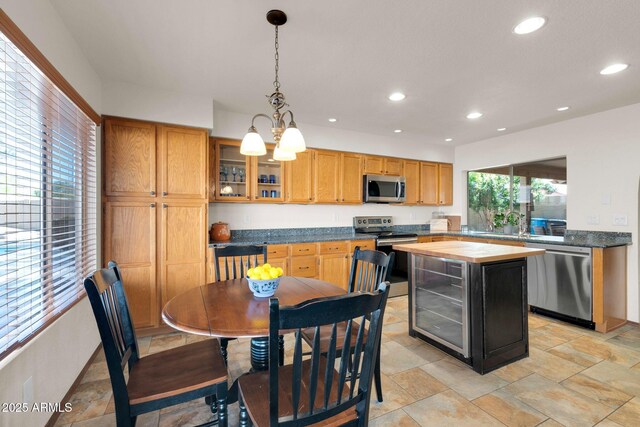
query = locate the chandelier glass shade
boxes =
[240,10,305,160]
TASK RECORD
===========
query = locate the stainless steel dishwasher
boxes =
[526,243,593,328]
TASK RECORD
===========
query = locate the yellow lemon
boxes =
[247,268,254,277]
[254,266,263,275]
[262,263,271,270]
[260,272,270,280]
[276,267,283,277]
[269,268,279,278]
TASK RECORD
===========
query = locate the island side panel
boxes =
[470,259,529,374]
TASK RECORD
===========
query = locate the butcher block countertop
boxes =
[393,241,545,263]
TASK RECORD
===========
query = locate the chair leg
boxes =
[239,394,252,427]
[219,338,229,365]
[205,394,217,414]
[374,346,383,402]
[216,383,228,427]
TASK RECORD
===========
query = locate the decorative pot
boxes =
[210,222,231,242]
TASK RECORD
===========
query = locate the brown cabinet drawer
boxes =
[267,244,289,259]
[269,258,289,276]
[349,239,376,252]
[318,241,349,254]
[290,256,318,277]
[290,242,318,256]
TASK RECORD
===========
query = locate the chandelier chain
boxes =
[273,25,280,91]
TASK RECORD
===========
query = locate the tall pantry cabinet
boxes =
[102,117,208,330]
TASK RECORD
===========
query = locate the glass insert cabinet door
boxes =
[251,145,285,203]
[215,141,251,200]
[412,254,469,357]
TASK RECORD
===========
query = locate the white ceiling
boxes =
[50,0,640,146]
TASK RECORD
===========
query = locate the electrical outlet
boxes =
[23,376,33,405]
[410,213,416,221]
[587,215,600,225]
[613,214,628,226]
[243,214,250,224]
[333,213,339,222]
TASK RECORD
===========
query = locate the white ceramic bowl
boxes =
[246,277,281,297]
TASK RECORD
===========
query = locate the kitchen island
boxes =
[393,241,544,374]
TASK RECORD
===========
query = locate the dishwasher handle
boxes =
[543,249,591,258]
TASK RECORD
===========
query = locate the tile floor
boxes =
[55,296,640,426]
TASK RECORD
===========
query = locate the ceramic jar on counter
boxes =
[209,222,231,242]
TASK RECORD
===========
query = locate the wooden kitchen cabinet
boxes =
[363,156,385,174]
[419,162,439,205]
[439,163,453,205]
[403,160,420,205]
[103,200,158,329]
[159,201,207,307]
[158,125,208,199]
[385,158,403,175]
[251,145,286,203]
[104,118,156,198]
[319,253,349,290]
[340,153,363,203]
[286,149,315,203]
[315,150,341,203]
[267,244,289,275]
[212,139,252,202]
[348,240,376,252]
[102,116,208,331]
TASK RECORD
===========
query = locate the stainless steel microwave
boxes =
[363,174,406,203]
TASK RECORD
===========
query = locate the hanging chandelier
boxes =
[240,10,306,161]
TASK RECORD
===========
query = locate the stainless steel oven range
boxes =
[353,216,417,297]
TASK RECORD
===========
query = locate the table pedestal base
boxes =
[250,335,284,371]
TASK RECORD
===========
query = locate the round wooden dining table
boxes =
[162,276,346,371]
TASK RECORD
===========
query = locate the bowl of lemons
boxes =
[246,263,284,297]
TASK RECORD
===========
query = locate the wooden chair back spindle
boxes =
[214,245,268,281]
[349,247,395,293]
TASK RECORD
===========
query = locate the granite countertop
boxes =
[209,226,632,249]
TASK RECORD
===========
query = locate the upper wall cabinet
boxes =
[315,150,341,203]
[104,118,156,197]
[438,163,453,205]
[419,162,453,206]
[403,160,420,205]
[158,126,208,199]
[340,153,363,203]
[363,155,402,176]
[286,150,315,203]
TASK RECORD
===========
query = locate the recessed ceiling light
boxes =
[556,106,570,111]
[328,118,337,122]
[497,128,506,132]
[394,129,402,133]
[388,92,406,101]
[466,112,483,119]
[513,17,546,35]
[600,63,629,75]
[445,138,453,142]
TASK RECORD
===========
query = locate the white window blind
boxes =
[0,32,97,359]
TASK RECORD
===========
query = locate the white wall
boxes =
[209,109,456,229]
[453,103,640,323]
[101,79,214,129]
[0,2,101,426]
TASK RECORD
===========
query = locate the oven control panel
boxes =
[353,216,393,230]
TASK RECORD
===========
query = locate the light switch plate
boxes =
[23,376,33,404]
[601,193,611,205]
[613,214,628,226]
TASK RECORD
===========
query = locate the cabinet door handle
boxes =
[308,198,312,201]
[162,192,168,196]
[150,203,155,208]
[300,266,309,270]
[162,203,168,208]
[150,191,155,196]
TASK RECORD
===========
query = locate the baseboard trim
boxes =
[46,344,102,427]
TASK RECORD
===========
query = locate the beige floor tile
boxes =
[607,328,640,352]
[420,359,508,400]
[367,373,418,419]
[387,296,409,312]
[369,408,420,426]
[529,330,570,350]
[79,360,110,384]
[158,401,219,427]
[472,388,548,427]
[404,341,448,363]
[607,396,640,426]
[563,335,640,367]
[379,340,428,375]
[581,361,640,396]
[384,312,405,325]
[70,412,117,427]
[528,314,551,329]
[57,379,112,425]
[537,419,567,427]
[504,373,612,427]
[137,336,152,355]
[382,321,421,347]
[561,374,632,408]
[492,360,533,383]
[548,342,603,368]
[391,367,449,400]
[403,390,503,426]
[596,419,625,427]
[518,347,585,382]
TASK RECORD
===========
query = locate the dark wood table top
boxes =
[162,277,345,338]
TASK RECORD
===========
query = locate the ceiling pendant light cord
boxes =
[273,25,280,92]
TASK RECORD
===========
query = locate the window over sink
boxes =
[467,157,566,235]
